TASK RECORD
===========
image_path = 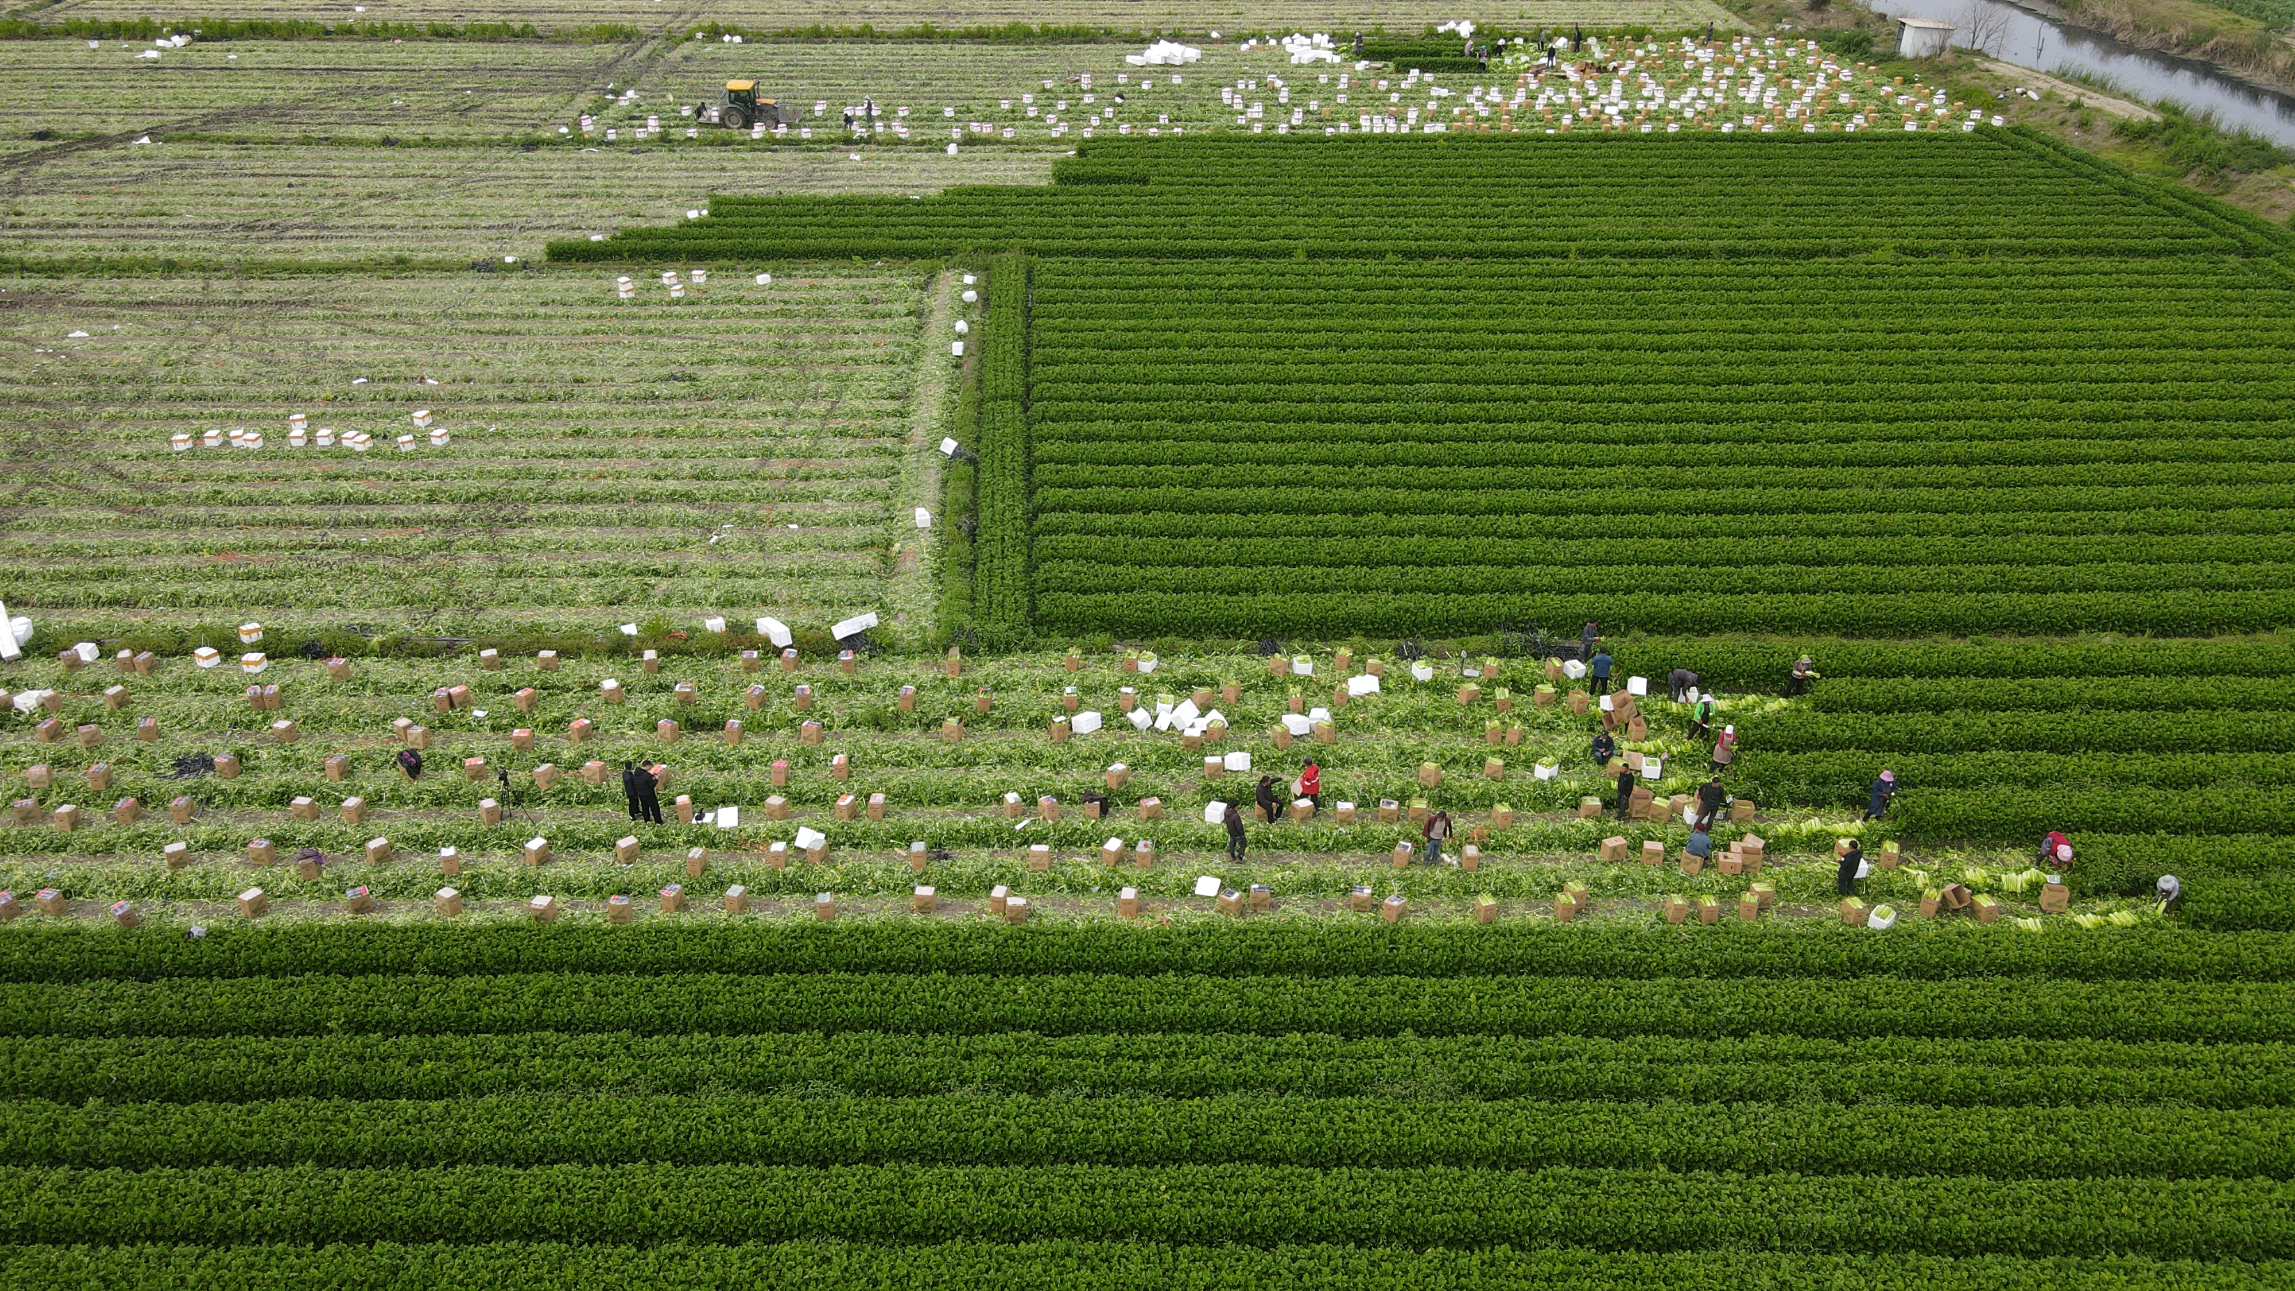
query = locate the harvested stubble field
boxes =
[34,0,1741,30]
[0,267,959,636]
[3,14,2295,1291]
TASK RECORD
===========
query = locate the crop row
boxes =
[13,1029,2284,1107]
[0,1240,2277,1291]
[550,134,2275,264]
[5,1093,2285,1177]
[1033,558,2295,597]
[972,254,1031,630]
[2,972,2285,1041]
[1030,589,2295,636]
[6,1162,2288,1256]
[3,918,2278,983]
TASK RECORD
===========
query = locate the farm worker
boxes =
[1256,775,1280,824]
[2040,830,2074,868]
[1225,803,1248,865]
[1685,827,1713,861]
[396,749,423,781]
[1614,767,1638,821]
[621,762,645,821]
[638,764,667,825]
[1082,789,1112,818]
[1689,695,1716,742]
[1837,839,1864,896]
[1711,725,1738,773]
[1591,730,1616,766]
[1300,760,1322,811]
[1784,656,1818,697]
[1668,668,1700,702]
[1423,810,1452,867]
[1865,771,1898,820]
[2156,875,2181,912]
[1353,31,1364,56]
[1590,650,1614,695]
[1696,776,1727,829]
[1580,620,1600,658]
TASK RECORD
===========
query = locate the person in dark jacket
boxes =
[1591,731,1616,766]
[1696,776,1727,830]
[1225,803,1247,864]
[1082,789,1112,818]
[396,748,423,781]
[1668,668,1701,702]
[1580,620,1599,659]
[1837,839,1864,897]
[632,763,665,824]
[1685,828,1713,861]
[1256,775,1280,825]
[1614,768,1637,821]
[1865,771,1897,820]
[621,762,644,821]
[1590,650,1614,695]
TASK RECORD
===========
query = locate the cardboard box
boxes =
[1392,840,1414,868]
[1029,843,1052,871]
[537,649,559,671]
[170,795,196,825]
[439,847,461,876]
[615,835,641,864]
[568,719,591,743]
[1381,894,1407,923]
[532,763,561,791]
[522,837,550,866]
[112,796,139,826]
[1476,894,1499,924]
[834,793,859,822]
[2039,879,2070,912]
[346,886,375,915]
[724,885,748,914]
[366,837,392,864]
[765,842,789,869]
[1598,837,1628,863]
[1738,894,1760,922]
[832,754,850,781]
[246,837,276,866]
[1004,896,1029,924]
[529,894,558,922]
[1681,850,1705,876]
[606,895,634,924]
[1972,893,2000,923]
[1119,887,1142,918]
[163,841,190,870]
[1460,844,1481,872]
[1841,898,1868,927]
[1217,887,1243,916]
[1665,896,1688,924]
[1553,892,1579,922]
[111,900,139,929]
[237,888,269,918]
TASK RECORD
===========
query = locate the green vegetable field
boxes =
[5,14,2295,1289]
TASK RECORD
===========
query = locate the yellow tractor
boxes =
[698,80,798,130]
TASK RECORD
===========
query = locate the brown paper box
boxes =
[170,795,196,825]
[1665,897,1688,924]
[1598,836,1629,862]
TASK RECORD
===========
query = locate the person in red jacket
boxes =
[1300,760,1321,812]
